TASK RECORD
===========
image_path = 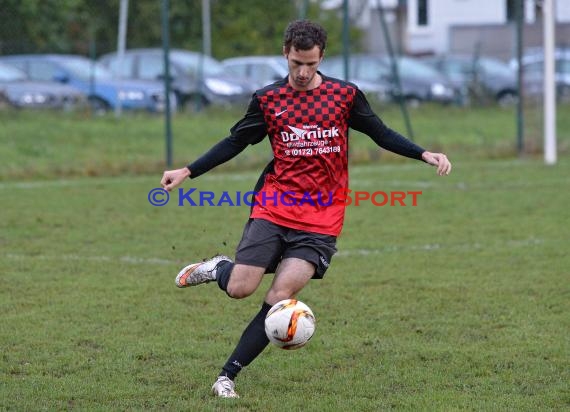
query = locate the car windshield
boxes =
[0,63,27,81]
[357,58,390,82]
[172,52,225,76]
[479,58,513,77]
[320,58,344,78]
[274,58,288,72]
[395,57,442,78]
[557,59,570,74]
[58,58,113,81]
[523,57,570,75]
[443,60,471,77]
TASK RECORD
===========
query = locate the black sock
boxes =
[216,260,234,292]
[219,301,272,380]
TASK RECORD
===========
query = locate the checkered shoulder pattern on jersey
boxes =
[250,74,357,236]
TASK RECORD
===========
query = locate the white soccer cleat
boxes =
[175,255,233,288]
[211,376,239,398]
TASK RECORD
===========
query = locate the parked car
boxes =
[510,48,570,103]
[422,54,518,106]
[0,54,170,113]
[223,54,391,102]
[0,90,8,109]
[319,55,391,102]
[0,61,85,110]
[320,54,458,106]
[222,55,289,88]
[98,48,252,109]
[511,46,570,65]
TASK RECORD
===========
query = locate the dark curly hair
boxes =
[283,20,327,55]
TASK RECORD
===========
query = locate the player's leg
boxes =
[207,245,328,301]
[175,256,266,295]
[222,258,314,299]
[175,254,234,287]
[264,257,315,304]
[213,258,315,398]
[175,219,281,297]
[213,227,337,397]
[212,220,287,397]
[221,218,286,298]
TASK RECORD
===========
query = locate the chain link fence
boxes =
[1,1,568,103]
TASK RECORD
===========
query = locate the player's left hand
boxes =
[422,151,452,176]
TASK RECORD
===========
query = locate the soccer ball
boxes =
[264,299,316,350]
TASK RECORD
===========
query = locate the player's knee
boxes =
[265,289,294,304]
[226,282,255,299]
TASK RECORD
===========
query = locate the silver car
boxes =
[321,54,458,106]
[222,55,289,89]
[319,55,391,103]
[0,54,170,113]
[99,48,252,109]
[511,48,570,103]
[422,54,518,106]
[0,61,85,110]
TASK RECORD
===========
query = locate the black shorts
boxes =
[235,218,337,279]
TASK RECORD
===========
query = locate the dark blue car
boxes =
[0,54,172,113]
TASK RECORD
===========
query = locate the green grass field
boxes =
[1,106,569,411]
[1,103,569,180]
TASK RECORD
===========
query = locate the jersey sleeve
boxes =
[348,89,426,161]
[187,95,268,178]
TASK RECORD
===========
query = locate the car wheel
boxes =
[183,94,209,112]
[88,97,110,115]
[497,91,518,107]
[0,93,10,110]
[405,96,421,108]
[557,85,570,103]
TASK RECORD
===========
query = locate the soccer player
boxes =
[160,19,452,398]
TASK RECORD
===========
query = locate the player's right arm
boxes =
[187,96,267,178]
[161,167,190,192]
[160,96,267,191]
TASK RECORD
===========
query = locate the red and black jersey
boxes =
[188,74,426,236]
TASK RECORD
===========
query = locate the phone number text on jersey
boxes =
[284,146,341,156]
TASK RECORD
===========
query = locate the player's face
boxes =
[284,45,323,91]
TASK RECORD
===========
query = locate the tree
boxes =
[0,0,362,58]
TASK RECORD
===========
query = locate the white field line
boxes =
[0,172,260,190]
[0,163,425,190]
[3,253,176,266]
[2,175,567,192]
[336,237,544,257]
[2,238,544,266]
[1,159,563,191]
[349,177,570,191]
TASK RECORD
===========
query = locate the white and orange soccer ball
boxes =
[264,299,316,350]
